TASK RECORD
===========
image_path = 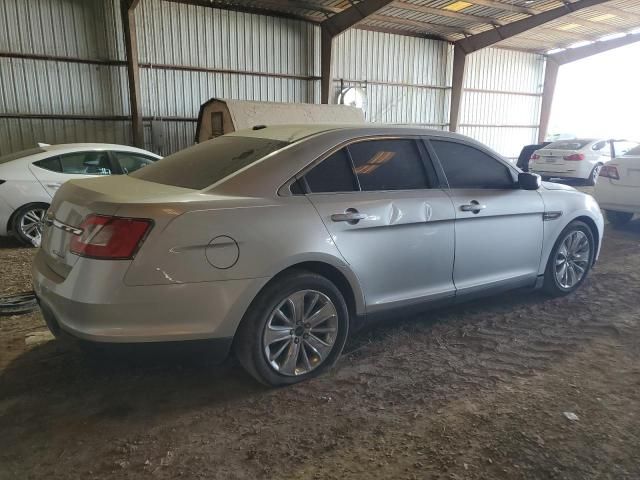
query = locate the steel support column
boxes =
[538,58,559,143]
[121,0,144,148]
[320,27,333,104]
[449,45,466,132]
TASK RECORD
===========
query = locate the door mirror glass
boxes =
[518,172,541,190]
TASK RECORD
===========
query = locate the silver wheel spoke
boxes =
[280,340,301,375]
[269,338,291,362]
[304,334,331,361]
[288,291,306,323]
[264,326,291,345]
[306,303,336,328]
[309,326,337,334]
[274,308,294,326]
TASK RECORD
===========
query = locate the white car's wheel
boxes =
[12,203,49,247]
[234,270,349,386]
[587,164,602,186]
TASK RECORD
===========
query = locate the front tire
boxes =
[12,203,49,247]
[543,220,595,297]
[234,270,349,386]
[605,210,633,227]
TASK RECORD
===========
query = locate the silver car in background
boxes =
[33,125,604,386]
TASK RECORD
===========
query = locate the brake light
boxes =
[599,165,620,180]
[70,214,153,259]
[563,153,585,161]
[530,154,540,160]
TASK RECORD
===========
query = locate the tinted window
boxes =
[348,139,429,191]
[431,140,514,189]
[305,148,357,193]
[623,144,640,156]
[131,136,287,190]
[0,147,46,165]
[113,152,156,174]
[33,156,62,172]
[58,151,113,175]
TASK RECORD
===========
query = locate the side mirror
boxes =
[518,172,541,190]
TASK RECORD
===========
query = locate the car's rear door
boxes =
[427,138,545,297]
[301,137,456,314]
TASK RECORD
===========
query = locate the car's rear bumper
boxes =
[32,249,268,344]
[530,168,587,180]
[595,181,640,213]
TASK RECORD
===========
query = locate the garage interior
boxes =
[2,0,640,478]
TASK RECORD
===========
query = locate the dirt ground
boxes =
[2,207,640,479]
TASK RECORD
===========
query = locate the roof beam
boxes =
[456,0,615,53]
[550,33,640,63]
[322,0,396,37]
[369,14,474,36]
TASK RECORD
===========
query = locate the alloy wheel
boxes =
[554,230,591,289]
[19,208,46,247]
[263,289,338,376]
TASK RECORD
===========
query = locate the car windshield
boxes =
[623,145,640,156]
[0,147,46,164]
[130,136,288,190]
[545,140,594,150]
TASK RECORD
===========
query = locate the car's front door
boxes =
[427,138,545,297]
[301,137,456,314]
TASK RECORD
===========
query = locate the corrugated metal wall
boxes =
[458,48,545,160]
[331,29,451,128]
[0,0,129,155]
[135,0,320,155]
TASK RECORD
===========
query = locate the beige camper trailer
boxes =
[195,99,365,143]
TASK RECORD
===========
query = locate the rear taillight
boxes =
[563,153,585,161]
[530,154,540,160]
[70,214,153,260]
[599,165,620,180]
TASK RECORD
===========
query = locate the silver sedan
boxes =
[32,125,604,386]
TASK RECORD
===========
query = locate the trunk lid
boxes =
[608,156,640,187]
[41,175,195,278]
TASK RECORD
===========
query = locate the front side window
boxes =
[59,151,112,175]
[430,140,514,189]
[304,148,357,193]
[348,139,430,191]
[113,152,156,174]
[131,136,288,190]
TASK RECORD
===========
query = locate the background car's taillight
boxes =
[70,214,153,259]
[599,165,620,180]
[563,153,585,161]
[530,153,540,161]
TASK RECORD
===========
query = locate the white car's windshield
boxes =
[131,136,288,190]
[0,147,46,164]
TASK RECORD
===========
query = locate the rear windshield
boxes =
[131,136,288,189]
[624,145,640,156]
[545,140,593,150]
[0,147,46,164]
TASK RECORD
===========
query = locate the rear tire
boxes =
[11,203,49,247]
[543,220,595,297]
[587,164,602,186]
[605,210,633,227]
[234,270,349,386]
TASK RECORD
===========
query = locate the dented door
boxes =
[308,190,456,313]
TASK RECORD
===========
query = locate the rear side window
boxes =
[131,136,287,190]
[624,145,640,156]
[431,140,514,189]
[59,151,112,175]
[348,139,429,191]
[305,148,357,193]
[33,156,62,172]
[113,152,156,174]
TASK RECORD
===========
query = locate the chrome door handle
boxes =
[331,209,367,224]
[46,183,62,189]
[460,201,486,213]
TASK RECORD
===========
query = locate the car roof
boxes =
[226,124,469,143]
[40,143,160,156]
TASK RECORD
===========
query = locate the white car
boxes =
[595,145,640,226]
[0,143,161,246]
[530,139,638,185]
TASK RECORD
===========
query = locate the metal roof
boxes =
[180,0,640,53]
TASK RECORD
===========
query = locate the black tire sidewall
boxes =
[544,220,595,296]
[588,164,602,186]
[235,271,349,386]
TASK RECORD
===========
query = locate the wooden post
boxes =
[538,58,559,143]
[320,27,333,104]
[121,0,144,148]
